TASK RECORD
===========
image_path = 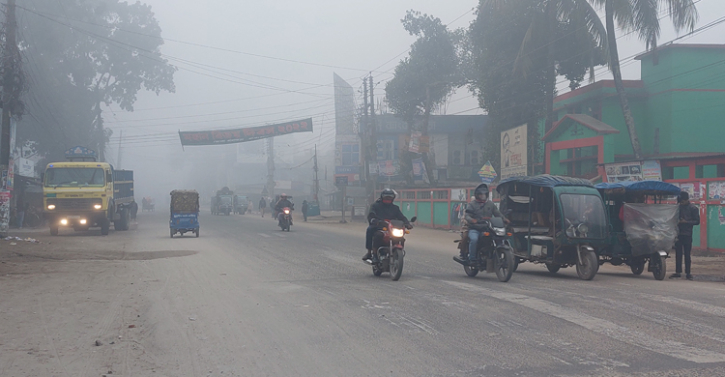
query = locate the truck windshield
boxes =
[220,197,232,205]
[45,168,105,187]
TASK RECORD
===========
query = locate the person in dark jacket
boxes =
[301,200,309,222]
[362,188,412,262]
[259,197,267,217]
[465,183,507,263]
[670,191,700,280]
[275,194,294,226]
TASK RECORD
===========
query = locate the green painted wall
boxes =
[417,202,432,225]
[434,202,449,226]
[707,205,725,249]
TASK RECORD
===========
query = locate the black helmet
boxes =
[474,183,489,199]
[380,188,396,202]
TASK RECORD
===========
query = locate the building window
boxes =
[433,190,449,200]
[341,144,359,166]
[696,164,725,179]
[401,191,416,200]
[562,146,598,178]
[377,140,394,161]
[469,150,481,166]
[452,150,462,166]
[417,191,431,200]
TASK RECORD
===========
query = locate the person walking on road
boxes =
[301,200,309,222]
[670,191,700,280]
[259,197,267,218]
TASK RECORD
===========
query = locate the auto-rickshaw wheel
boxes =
[512,257,520,272]
[545,263,561,274]
[576,250,598,280]
[630,259,646,275]
[650,254,666,280]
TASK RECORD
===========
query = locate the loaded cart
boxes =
[170,190,200,238]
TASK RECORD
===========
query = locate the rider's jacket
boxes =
[275,199,294,211]
[465,200,503,231]
[367,199,410,227]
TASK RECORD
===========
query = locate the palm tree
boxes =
[591,0,698,159]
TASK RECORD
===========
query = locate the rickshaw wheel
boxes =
[650,254,666,281]
[545,263,561,274]
[630,259,646,275]
[576,250,598,280]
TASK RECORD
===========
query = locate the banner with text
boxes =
[179,118,313,146]
[501,124,527,179]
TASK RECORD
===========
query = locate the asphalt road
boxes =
[2,210,725,377]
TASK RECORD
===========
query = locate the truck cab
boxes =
[43,147,135,236]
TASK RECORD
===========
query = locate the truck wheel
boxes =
[170,229,174,238]
[101,219,110,235]
[50,226,59,236]
[195,228,199,238]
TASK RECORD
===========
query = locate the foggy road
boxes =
[2,211,725,377]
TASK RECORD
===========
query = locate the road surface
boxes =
[1,211,725,377]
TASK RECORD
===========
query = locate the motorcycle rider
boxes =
[465,183,508,263]
[363,188,412,262]
[275,193,294,226]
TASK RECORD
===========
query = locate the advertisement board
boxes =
[605,162,643,183]
[501,124,527,179]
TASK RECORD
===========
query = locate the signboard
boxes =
[335,176,349,187]
[17,158,36,178]
[65,146,97,161]
[641,160,662,181]
[478,161,498,184]
[179,118,313,146]
[501,124,527,179]
[605,162,643,182]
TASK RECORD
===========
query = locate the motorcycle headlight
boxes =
[391,228,405,238]
[284,209,290,214]
[494,228,506,236]
[577,223,590,235]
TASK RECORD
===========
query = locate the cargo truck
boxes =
[43,147,135,236]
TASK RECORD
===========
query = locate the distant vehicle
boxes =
[142,197,155,212]
[212,187,234,216]
[43,146,135,236]
[170,190,199,238]
[234,195,249,215]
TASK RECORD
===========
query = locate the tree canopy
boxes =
[15,0,176,161]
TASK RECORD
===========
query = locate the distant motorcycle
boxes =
[453,217,515,282]
[279,207,292,231]
[365,216,417,281]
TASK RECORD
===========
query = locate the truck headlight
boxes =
[391,228,405,238]
[47,204,56,210]
[94,204,102,209]
[80,219,87,225]
[60,219,68,225]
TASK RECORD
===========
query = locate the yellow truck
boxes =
[43,147,135,236]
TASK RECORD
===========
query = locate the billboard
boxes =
[501,124,527,179]
[179,118,313,146]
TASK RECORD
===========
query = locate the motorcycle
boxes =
[365,216,417,281]
[279,207,292,231]
[453,217,515,282]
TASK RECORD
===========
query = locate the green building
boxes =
[538,43,725,251]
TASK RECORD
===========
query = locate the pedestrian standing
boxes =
[670,191,700,280]
[16,202,26,229]
[302,200,309,222]
[259,197,267,218]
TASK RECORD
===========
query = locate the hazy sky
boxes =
[98,0,725,195]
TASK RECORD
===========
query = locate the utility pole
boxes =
[116,130,123,168]
[313,144,319,202]
[1,0,17,169]
[265,137,275,200]
[369,74,377,201]
[362,78,369,184]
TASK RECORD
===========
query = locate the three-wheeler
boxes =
[170,190,200,238]
[497,175,608,280]
[595,180,680,280]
